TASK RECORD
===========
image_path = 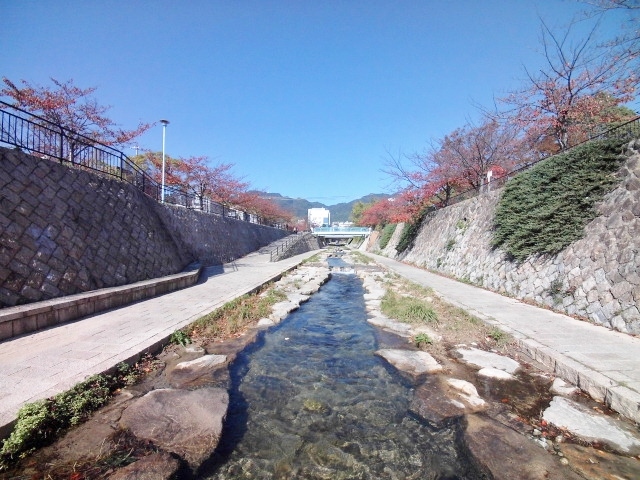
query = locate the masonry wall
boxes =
[0,147,287,308]
[369,141,640,334]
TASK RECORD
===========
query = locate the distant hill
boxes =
[258,192,392,223]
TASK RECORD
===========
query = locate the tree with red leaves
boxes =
[1,77,152,160]
[500,19,637,152]
[236,193,294,224]
[358,198,394,227]
[431,119,523,192]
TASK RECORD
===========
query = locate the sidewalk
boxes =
[0,249,319,436]
[366,252,640,423]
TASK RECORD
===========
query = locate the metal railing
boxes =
[433,116,640,210]
[0,100,284,228]
[270,233,305,262]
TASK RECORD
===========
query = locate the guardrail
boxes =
[0,100,283,228]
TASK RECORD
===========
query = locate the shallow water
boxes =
[203,274,482,479]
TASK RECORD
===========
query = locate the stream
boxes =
[203,273,483,479]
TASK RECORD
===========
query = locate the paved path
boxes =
[0,249,319,434]
[366,252,640,423]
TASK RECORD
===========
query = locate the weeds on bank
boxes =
[378,276,512,351]
[186,286,287,345]
[0,359,157,470]
[350,251,373,265]
[381,289,438,324]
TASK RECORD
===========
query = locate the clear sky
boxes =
[1,0,633,203]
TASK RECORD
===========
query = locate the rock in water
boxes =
[409,378,466,426]
[375,349,443,375]
[119,388,229,470]
[166,354,227,388]
[559,443,640,480]
[463,414,583,480]
[108,452,181,480]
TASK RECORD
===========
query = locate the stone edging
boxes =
[0,264,202,341]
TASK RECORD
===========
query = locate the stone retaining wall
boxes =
[0,147,287,308]
[274,233,322,261]
[369,141,640,334]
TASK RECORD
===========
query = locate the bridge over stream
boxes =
[311,226,371,240]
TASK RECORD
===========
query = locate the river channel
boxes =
[203,272,484,479]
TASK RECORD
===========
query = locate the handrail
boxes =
[0,100,283,228]
[270,233,304,262]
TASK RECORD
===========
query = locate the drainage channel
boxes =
[202,273,483,479]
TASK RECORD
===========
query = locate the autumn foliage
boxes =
[1,77,152,149]
[363,12,637,230]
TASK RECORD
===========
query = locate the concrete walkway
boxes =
[366,252,640,423]
[0,249,319,435]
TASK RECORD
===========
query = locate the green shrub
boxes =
[0,368,139,469]
[396,208,430,254]
[170,329,191,346]
[493,139,626,261]
[414,333,433,348]
[378,223,397,250]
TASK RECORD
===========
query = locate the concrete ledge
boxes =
[0,264,202,341]
[517,338,640,423]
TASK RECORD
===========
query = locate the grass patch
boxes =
[381,290,438,324]
[378,223,397,250]
[350,251,374,265]
[493,138,626,261]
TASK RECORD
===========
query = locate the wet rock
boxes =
[270,301,300,323]
[119,388,228,470]
[409,378,466,426]
[478,367,514,380]
[454,346,520,374]
[257,317,275,328]
[446,378,487,411]
[543,396,640,455]
[108,452,181,480]
[559,443,640,480]
[550,377,579,396]
[368,315,413,337]
[166,354,227,388]
[375,349,443,375]
[463,414,583,480]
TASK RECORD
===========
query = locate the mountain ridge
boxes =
[257,192,392,223]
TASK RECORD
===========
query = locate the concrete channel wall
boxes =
[0,147,288,309]
[368,141,640,334]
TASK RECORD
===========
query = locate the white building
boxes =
[308,208,330,228]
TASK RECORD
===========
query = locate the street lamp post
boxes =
[160,119,169,203]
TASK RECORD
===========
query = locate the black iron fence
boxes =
[0,100,282,228]
[436,116,640,210]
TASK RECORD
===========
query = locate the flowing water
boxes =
[203,273,483,479]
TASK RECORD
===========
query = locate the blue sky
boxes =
[1,0,633,203]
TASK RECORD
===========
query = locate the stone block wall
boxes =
[0,147,288,308]
[274,233,321,261]
[369,141,640,334]
[152,204,289,266]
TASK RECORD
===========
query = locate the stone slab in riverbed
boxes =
[375,349,443,375]
[463,414,583,480]
[543,396,640,456]
[454,346,520,374]
[119,387,229,470]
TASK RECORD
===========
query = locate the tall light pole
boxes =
[160,119,169,203]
